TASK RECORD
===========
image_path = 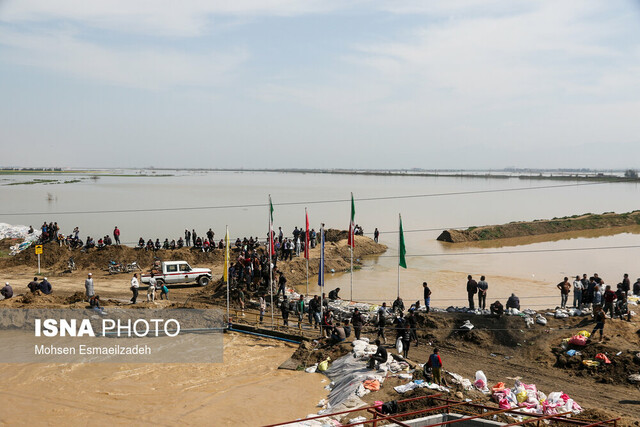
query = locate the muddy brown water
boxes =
[0,332,327,426]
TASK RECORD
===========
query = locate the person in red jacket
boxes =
[113,226,121,245]
[603,285,617,318]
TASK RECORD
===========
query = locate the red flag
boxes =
[304,209,310,259]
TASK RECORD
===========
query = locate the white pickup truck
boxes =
[140,261,212,287]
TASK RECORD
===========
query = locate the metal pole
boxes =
[397,213,401,299]
[320,224,324,335]
[350,245,353,301]
[38,253,41,274]
[269,195,274,328]
[226,225,230,325]
[305,207,309,297]
[350,192,354,301]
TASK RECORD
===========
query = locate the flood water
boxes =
[2,170,640,308]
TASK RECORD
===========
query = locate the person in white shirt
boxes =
[572,275,583,309]
[130,273,139,304]
[147,273,157,302]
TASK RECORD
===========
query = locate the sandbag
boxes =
[568,335,587,346]
[317,357,331,372]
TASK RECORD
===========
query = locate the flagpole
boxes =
[269,195,274,328]
[304,208,311,296]
[319,223,324,335]
[397,214,401,299]
[225,225,230,326]
[350,192,354,302]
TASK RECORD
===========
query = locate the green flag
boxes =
[399,214,407,268]
[269,196,274,223]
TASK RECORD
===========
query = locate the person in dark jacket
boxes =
[392,296,405,314]
[506,293,520,310]
[328,287,341,300]
[39,278,52,295]
[591,305,606,342]
[280,296,290,327]
[466,275,477,309]
[400,323,412,359]
[28,277,40,293]
[367,339,388,369]
[427,348,444,385]
[423,282,431,313]
[1,282,13,299]
[351,308,366,340]
[490,300,504,317]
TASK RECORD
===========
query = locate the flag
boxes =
[317,228,324,287]
[399,215,407,269]
[224,227,230,282]
[347,193,355,248]
[269,196,275,256]
[304,209,310,260]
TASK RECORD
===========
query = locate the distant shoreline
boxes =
[1,168,638,182]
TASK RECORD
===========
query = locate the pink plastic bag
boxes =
[568,335,587,346]
[499,398,511,410]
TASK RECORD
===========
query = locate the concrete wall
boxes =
[400,412,505,427]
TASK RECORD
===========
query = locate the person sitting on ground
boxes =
[146,239,154,251]
[177,237,184,248]
[505,293,520,311]
[392,296,405,314]
[330,322,346,344]
[170,239,176,250]
[28,277,40,293]
[1,282,13,299]
[138,237,144,249]
[490,300,504,317]
[328,287,341,300]
[39,277,52,295]
[163,239,169,249]
[367,339,388,369]
[343,319,351,339]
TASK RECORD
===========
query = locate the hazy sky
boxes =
[1,1,639,169]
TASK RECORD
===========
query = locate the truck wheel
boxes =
[198,276,210,286]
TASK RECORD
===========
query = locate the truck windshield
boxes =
[179,264,191,272]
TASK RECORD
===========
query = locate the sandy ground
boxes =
[0,332,327,426]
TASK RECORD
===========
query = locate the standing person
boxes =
[466,275,477,310]
[313,296,322,328]
[85,273,95,301]
[192,229,197,248]
[147,274,157,302]
[634,278,640,296]
[573,275,584,309]
[374,228,379,243]
[352,308,366,340]
[0,282,13,299]
[113,226,121,245]
[185,229,191,246]
[322,309,334,338]
[406,309,418,345]
[593,283,603,306]
[423,282,431,313]
[280,296,290,327]
[621,273,631,298]
[130,273,139,304]
[477,276,488,310]
[400,323,412,359]
[296,295,305,329]
[591,305,606,342]
[376,302,389,344]
[427,348,444,385]
[259,294,266,324]
[603,285,616,318]
[276,272,287,299]
[557,277,571,308]
[278,227,283,244]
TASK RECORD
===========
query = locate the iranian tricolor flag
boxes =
[347,192,355,248]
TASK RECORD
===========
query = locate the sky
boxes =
[1,0,640,169]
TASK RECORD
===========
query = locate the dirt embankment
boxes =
[437,211,640,242]
[289,311,640,425]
